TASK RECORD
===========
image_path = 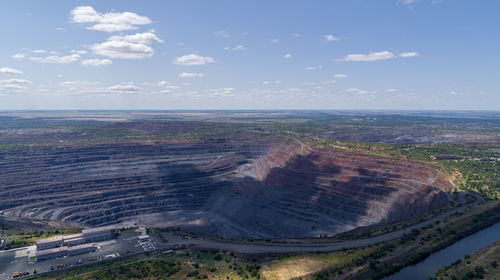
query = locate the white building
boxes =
[35,246,67,261]
[36,236,63,250]
[63,233,85,246]
[35,226,115,261]
[67,243,96,256]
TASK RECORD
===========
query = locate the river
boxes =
[384,220,500,280]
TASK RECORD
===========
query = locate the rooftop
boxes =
[63,233,83,240]
[35,246,67,256]
[67,243,95,251]
[36,236,63,245]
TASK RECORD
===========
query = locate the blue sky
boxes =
[0,0,498,110]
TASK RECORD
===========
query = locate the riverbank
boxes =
[385,216,500,279]
[431,240,500,280]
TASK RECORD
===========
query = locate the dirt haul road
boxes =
[162,195,482,254]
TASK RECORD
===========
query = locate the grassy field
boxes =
[3,228,80,249]
[431,241,500,280]
[30,251,262,280]
[260,245,394,280]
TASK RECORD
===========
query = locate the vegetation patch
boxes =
[4,228,80,249]
[431,241,500,280]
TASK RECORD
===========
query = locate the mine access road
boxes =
[161,194,483,255]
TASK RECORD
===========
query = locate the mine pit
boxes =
[0,132,453,238]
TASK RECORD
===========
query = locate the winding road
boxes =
[162,195,482,254]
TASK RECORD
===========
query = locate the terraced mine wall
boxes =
[0,135,453,238]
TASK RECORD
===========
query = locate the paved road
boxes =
[162,196,483,254]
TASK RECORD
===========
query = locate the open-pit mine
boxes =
[0,115,456,239]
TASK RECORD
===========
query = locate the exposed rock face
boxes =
[235,141,306,181]
[0,138,452,238]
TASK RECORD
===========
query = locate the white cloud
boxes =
[56,27,67,32]
[400,52,420,58]
[81,58,113,66]
[399,0,421,4]
[0,78,31,84]
[12,53,25,60]
[153,81,180,90]
[71,6,152,32]
[261,80,281,85]
[339,51,396,62]
[386,88,397,92]
[283,53,292,59]
[173,54,214,65]
[345,88,361,92]
[0,84,26,90]
[108,83,140,92]
[0,79,31,91]
[108,32,164,44]
[56,80,107,94]
[30,54,81,64]
[179,72,204,78]
[156,81,170,86]
[91,41,154,59]
[59,80,101,87]
[291,33,301,38]
[305,65,323,71]
[71,50,87,54]
[338,51,419,62]
[225,45,245,51]
[214,30,230,37]
[0,67,23,75]
[324,34,339,41]
[90,32,162,59]
[231,45,245,51]
[323,80,336,84]
[32,49,46,53]
[270,39,279,44]
[71,6,102,23]
[208,88,236,97]
[333,74,348,79]
[345,88,372,94]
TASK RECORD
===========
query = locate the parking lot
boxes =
[0,230,153,280]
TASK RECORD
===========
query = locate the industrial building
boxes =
[36,236,63,250]
[82,225,115,242]
[63,233,85,246]
[35,226,115,261]
[67,243,96,256]
[35,246,67,261]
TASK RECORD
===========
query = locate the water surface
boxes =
[384,221,500,280]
